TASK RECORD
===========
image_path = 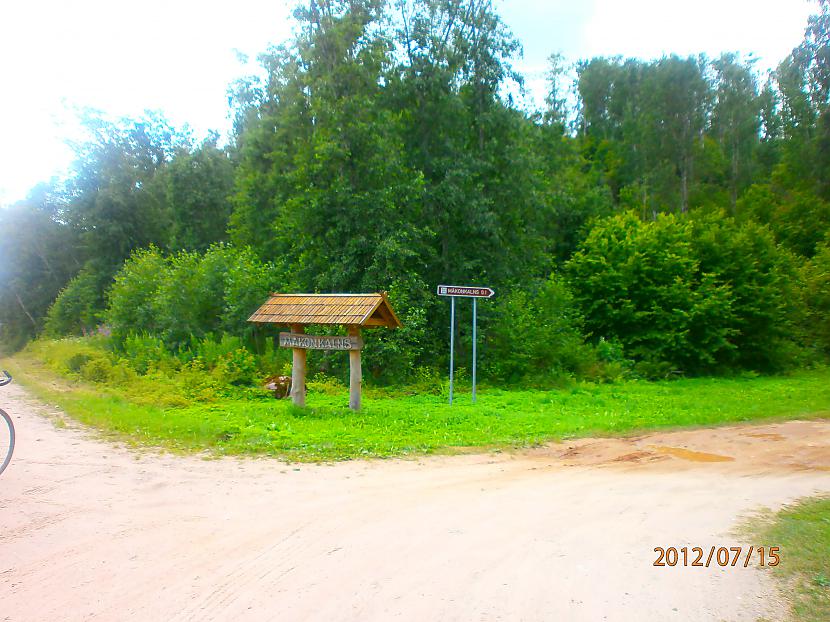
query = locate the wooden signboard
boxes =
[248,292,402,411]
[279,332,363,351]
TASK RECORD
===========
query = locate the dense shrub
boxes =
[483,275,596,383]
[360,279,434,383]
[688,213,806,370]
[566,211,805,373]
[220,247,279,338]
[152,249,226,348]
[737,184,830,257]
[803,239,830,354]
[23,335,274,404]
[107,247,169,342]
[120,333,178,375]
[106,244,277,351]
[211,347,258,386]
[566,213,734,372]
[43,267,110,337]
[26,336,112,377]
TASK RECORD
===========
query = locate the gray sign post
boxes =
[437,285,495,404]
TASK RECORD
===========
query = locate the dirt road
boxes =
[1,383,829,622]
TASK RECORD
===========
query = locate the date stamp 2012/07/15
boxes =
[654,546,780,568]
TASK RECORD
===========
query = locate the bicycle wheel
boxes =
[0,408,14,476]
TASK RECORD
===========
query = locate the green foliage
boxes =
[483,275,596,383]
[21,334,274,407]
[688,212,806,370]
[43,266,109,337]
[164,137,235,252]
[576,55,720,215]
[211,347,258,386]
[192,333,245,368]
[566,213,735,372]
[107,247,169,341]
[360,280,434,382]
[66,110,191,272]
[120,333,177,375]
[107,244,277,350]
[0,186,82,349]
[566,212,805,373]
[758,495,830,621]
[307,372,346,396]
[4,0,830,384]
[152,249,225,348]
[737,183,830,257]
[803,239,830,354]
[231,0,434,297]
[25,336,112,378]
[79,356,117,384]
[9,345,830,460]
[219,248,278,338]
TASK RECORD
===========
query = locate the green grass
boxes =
[5,351,830,461]
[758,497,830,621]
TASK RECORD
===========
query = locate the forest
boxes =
[1,0,829,388]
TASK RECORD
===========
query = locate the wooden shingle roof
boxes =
[247,292,402,328]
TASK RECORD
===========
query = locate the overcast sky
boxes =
[0,0,815,206]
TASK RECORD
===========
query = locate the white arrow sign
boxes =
[437,284,494,406]
[437,285,495,298]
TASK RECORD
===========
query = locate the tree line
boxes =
[1,0,829,383]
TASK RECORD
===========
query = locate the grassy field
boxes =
[4,350,830,461]
[758,497,830,622]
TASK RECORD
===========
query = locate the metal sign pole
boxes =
[437,285,492,406]
[472,297,477,403]
[449,296,455,405]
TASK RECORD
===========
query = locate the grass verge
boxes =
[757,497,830,621]
[4,352,830,461]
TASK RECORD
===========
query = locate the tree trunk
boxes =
[13,289,37,328]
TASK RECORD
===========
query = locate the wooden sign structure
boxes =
[248,293,402,410]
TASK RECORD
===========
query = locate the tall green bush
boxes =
[566,211,805,373]
[359,279,434,383]
[152,249,226,348]
[483,275,595,383]
[566,213,735,372]
[106,244,277,351]
[736,184,830,257]
[107,247,169,341]
[688,212,805,370]
[43,266,110,337]
[803,239,830,354]
[220,247,279,339]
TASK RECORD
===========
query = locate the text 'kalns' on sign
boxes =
[437,285,495,298]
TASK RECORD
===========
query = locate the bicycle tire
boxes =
[0,408,14,476]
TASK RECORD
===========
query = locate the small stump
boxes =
[264,375,292,399]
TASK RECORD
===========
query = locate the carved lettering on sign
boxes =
[278,332,363,351]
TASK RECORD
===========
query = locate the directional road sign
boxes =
[437,284,494,405]
[437,285,495,298]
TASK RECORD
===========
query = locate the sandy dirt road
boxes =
[1,383,829,622]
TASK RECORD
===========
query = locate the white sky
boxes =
[0,0,816,206]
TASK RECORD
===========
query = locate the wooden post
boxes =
[348,325,361,411]
[290,324,306,407]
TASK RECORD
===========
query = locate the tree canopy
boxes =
[2,0,830,380]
